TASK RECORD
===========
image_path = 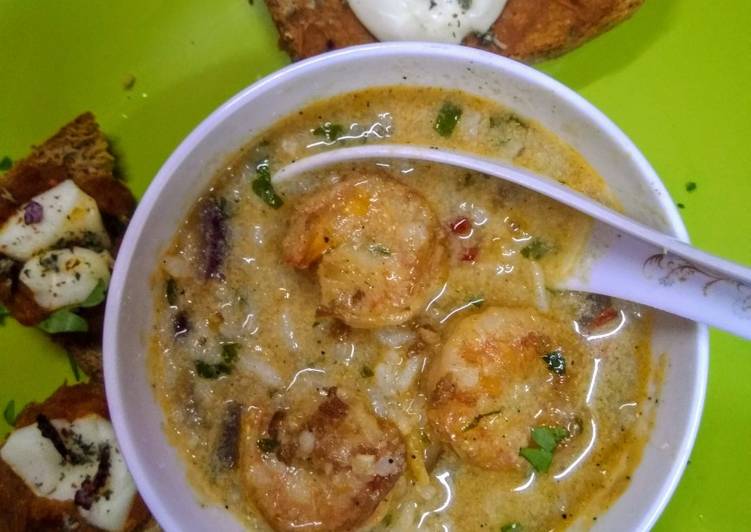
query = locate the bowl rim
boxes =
[104,41,709,532]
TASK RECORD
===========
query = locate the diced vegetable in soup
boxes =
[149,87,657,531]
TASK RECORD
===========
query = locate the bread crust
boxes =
[0,383,152,532]
[265,0,644,62]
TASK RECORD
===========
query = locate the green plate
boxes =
[0,1,748,529]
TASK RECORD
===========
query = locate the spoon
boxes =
[273,144,751,340]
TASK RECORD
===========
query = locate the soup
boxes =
[149,87,657,531]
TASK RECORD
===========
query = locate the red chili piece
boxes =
[461,246,479,262]
[590,307,618,329]
[449,216,472,236]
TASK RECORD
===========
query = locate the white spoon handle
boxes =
[272,144,751,339]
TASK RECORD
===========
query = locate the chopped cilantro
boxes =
[360,366,374,378]
[166,278,178,306]
[463,409,502,431]
[257,438,279,453]
[519,426,569,473]
[531,426,569,451]
[195,343,239,379]
[520,238,551,260]
[68,352,81,382]
[37,309,88,334]
[222,343,239,364]
[542,351,566,375]
[251,160,283,209]
[313,122,345,142]
[0,156,12,171]
[3,400,17,426]
[501,523,523,532]
[195,360,231,379]
[434,102,462,137]
[519,447,553,473]
[685,181,697,192]
[79,279,106,308]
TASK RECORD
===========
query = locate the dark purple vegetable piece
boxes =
[215,401,242,470]
[23,200,43,225]
[36,414,72,461]
[199,197,229,279]
[174,311,190,339]
[74,444,111,510]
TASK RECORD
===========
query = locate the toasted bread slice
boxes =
[0,383,154,532]
[0,113,136,380]
[265,0,644,62]
[0,113,135,225]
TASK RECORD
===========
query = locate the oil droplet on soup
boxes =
[149,86,657,531]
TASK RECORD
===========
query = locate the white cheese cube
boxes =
[0,414,137,532]
[0,180,111,261]
[19,247,112,311]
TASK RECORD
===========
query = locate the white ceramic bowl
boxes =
[104,43,708,532]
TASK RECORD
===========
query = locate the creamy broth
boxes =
[149,87,655,531]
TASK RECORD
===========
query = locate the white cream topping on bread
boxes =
[349,0,508,44]
[0,180,111,261]
[20,247,112,311]
[0,414,137,531]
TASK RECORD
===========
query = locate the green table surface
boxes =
[1,1,749,529]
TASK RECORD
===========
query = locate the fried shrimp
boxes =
[283,173,447,328]
[426,306,587,471]
[240,387,406,531]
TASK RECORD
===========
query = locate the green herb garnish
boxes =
[542,351,566,375]
[520,238,551,260]
[501,523,523,532]
[38,309,88,334]
[195,360,231,379]
[251,160,283,209]
[166,278,178,306]
[0,156,12,171]
[531,426,568,451]
[195,343,239,379]
[257,438,280,453]
[313,122,345,142]
[80,279,106,308]
[3,400,17,426]
[459,0,472,9]
[368,243,391,256]
[222,343,239,364]
[685,181,697,192]
[361,366,374,378]
[519,447,553,473]
[0,304,9,325]
[434,102,462,137]
[463,409,502,431]
[68,352,81,382]
[519,426,569,473]
[467,294,485,308]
